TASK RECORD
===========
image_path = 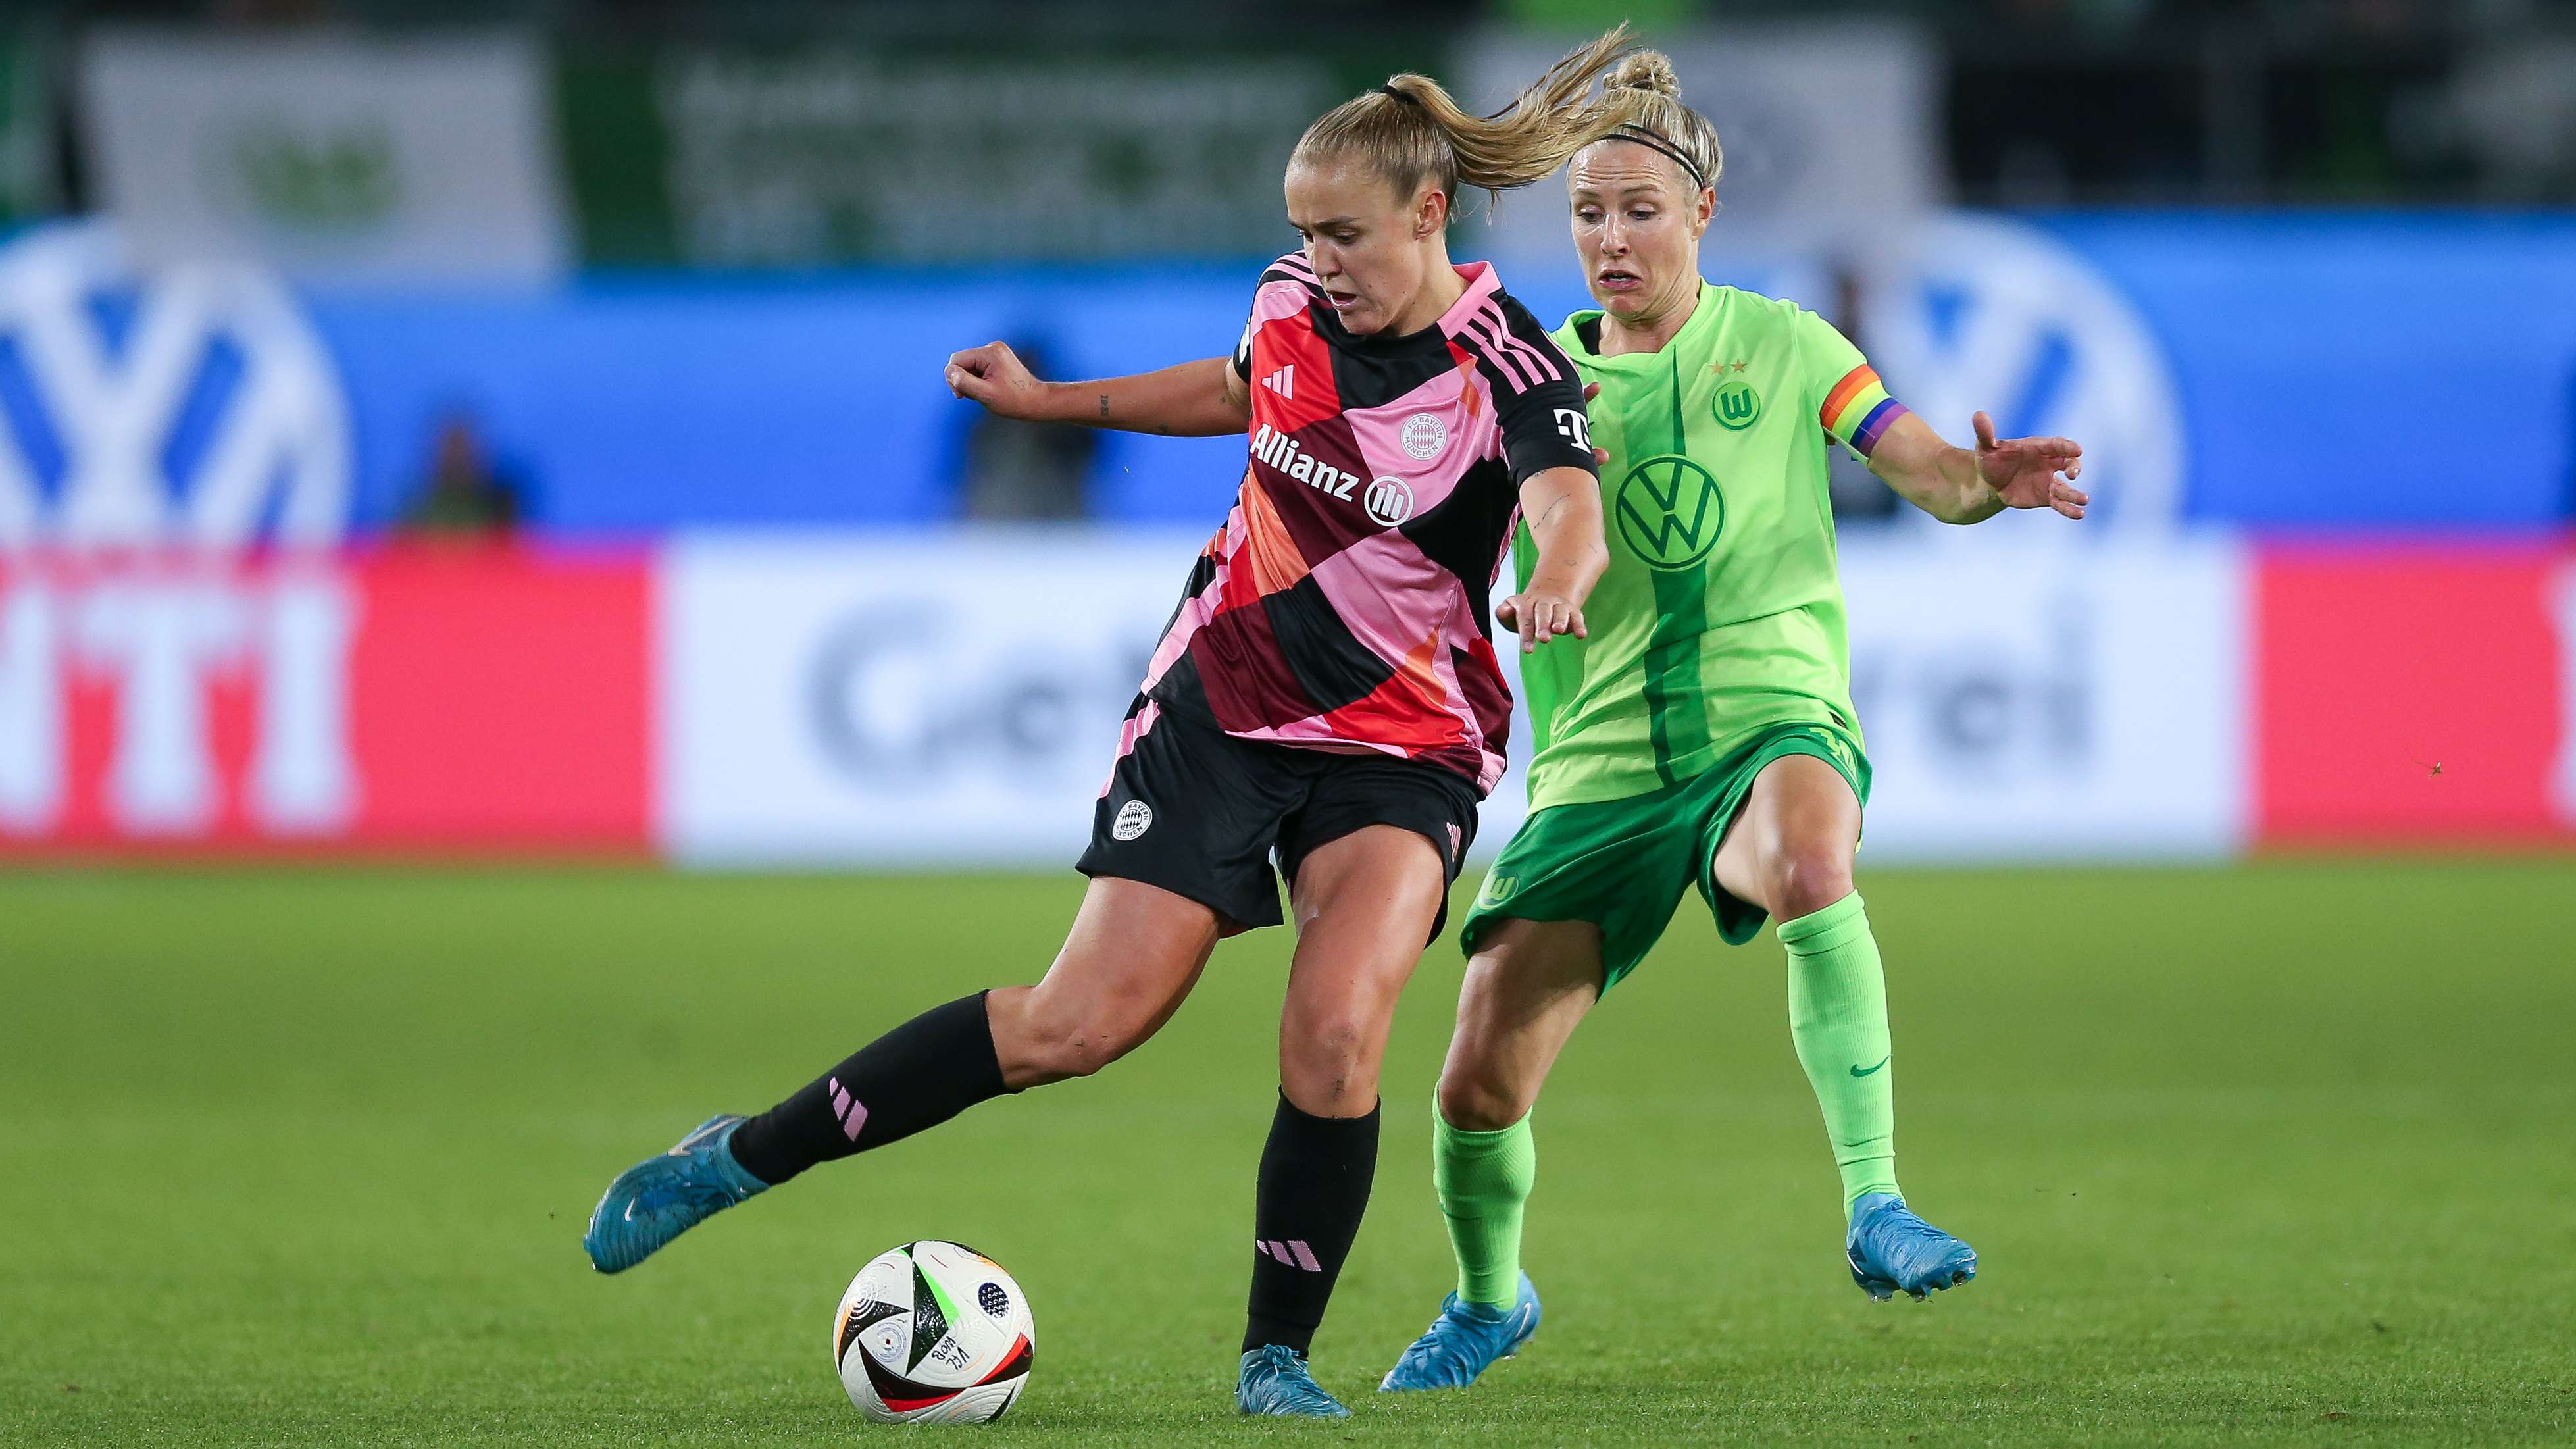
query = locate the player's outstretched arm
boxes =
[1498,464,1608,653]
[1867,410,2088,526]
[944,343,1251,438]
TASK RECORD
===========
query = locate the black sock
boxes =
[728,991,1011,1186]
[1242,1093,1380,1358]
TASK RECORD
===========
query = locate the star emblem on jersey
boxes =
[1400,411,1448,461]
[1260,365,1295,399]
[1613,453,1725,570]
[1713,377,1761,430]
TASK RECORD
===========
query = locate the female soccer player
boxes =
[1380,51,2089,1392]
[584,36,1630,1418]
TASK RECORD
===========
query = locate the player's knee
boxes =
[1435,1070,1527,1133]
[1284,1013,1370,1074]
[1281,1012,1384,1111]
[1767,846,1854,922]
[1009,1001,1155,1082]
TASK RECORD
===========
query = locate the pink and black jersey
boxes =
[1130,252,1596,795]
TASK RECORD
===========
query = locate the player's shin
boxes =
[1432,1106,1537,1308]
[1779,893,1900,1213]
[1244,1094,1380,1357]
[726,991,1015,1186]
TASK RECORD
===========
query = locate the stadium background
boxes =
[5,1,2573,1444]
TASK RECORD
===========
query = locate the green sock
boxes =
[1431,1106,1536,1309]
[1778,892,1901,1215]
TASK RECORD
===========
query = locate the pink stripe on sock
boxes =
[1287,1240,1321,1271]
[828,1080,867,1141]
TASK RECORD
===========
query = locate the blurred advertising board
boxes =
[0,548,648,854]
[4,217,2567,544]
[222,218,2576,537]
[1457,22,1944,263]
[0,30,55,226]
[1839,536,2250,862]
[657,532,1192,866]
[0,225,352,553]
[1,535,2569,861]
[653,534,2256,869]
[556,43,1407,267]
[2255,543,2576,847]
[78,31,571,284]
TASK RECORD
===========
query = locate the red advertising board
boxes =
[2254,542,2575,846]
[5,536,2569,862]
[0,546,651,855]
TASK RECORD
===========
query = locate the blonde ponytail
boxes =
[1292,24,1639,207]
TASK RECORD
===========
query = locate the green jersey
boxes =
[1513,282,1910,811]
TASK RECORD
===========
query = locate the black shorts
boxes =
[1075,704,1480,939]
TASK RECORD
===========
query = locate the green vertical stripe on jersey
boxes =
[1638,350,1712,785]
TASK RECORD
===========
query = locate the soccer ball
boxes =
[832,1240,1035,1425]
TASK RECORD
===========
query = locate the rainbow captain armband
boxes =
[1820,365,1911,459]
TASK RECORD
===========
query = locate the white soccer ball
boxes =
[832,1240,1035,1425]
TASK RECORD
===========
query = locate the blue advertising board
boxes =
[0,214,2568,547]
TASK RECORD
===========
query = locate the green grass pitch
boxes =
[6,861,2573,1446]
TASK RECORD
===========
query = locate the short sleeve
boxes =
[1798,307,1913,461]
[1236,253,1314,382]
[1231,314,1255,381]
[1484,303,1598,484]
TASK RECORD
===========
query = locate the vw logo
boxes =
[0,222,351,553]
[1872,214,2185,533]
[1613,453,1723,569]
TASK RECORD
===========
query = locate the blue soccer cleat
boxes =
[1379,1273,1541,1392]
[1236,1344,1351,1417]
[583,1114,769,1274]
[1846,1192,1977,1301]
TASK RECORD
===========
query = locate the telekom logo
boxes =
[0,224,358,839]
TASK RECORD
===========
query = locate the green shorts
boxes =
[1459,721,1871,991]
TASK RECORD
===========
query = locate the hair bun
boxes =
[1604,49,1680,97]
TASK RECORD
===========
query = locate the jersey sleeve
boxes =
[1484,299,1599,484]
[1797,308,1913,461]
[1234,252,1316,381]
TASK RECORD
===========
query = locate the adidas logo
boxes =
[1259,365,1295,399]
[1257,1238,1321,1271]
[828,1076,869,1142]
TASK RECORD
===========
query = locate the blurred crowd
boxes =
[7,0,2565,208]
[61,0,2576,43]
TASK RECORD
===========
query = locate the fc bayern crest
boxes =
[1111,799,1153,841]
[1399,412,1447,461]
